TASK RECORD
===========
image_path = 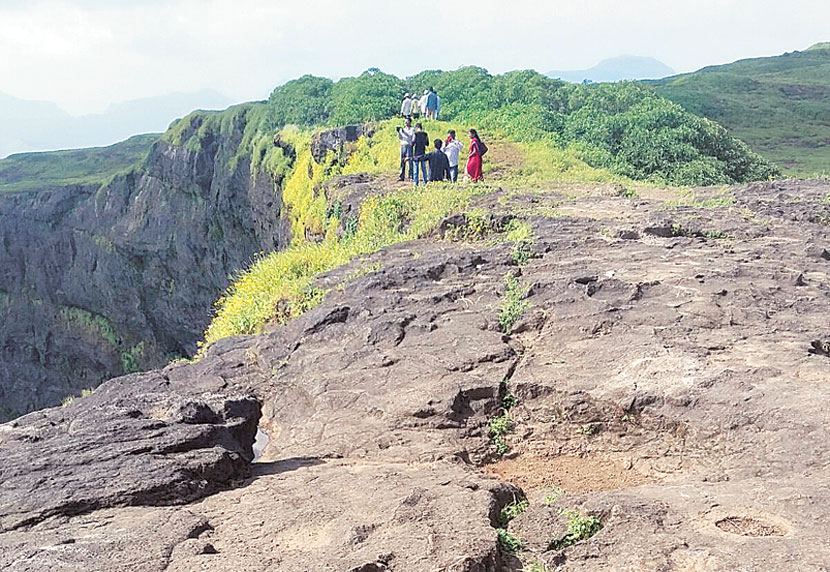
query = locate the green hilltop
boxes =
[653,45,830,176]
[165,67,777,190]
[166,68,780,346]
[0,134,158,193]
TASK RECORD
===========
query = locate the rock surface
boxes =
[2,178,830,570]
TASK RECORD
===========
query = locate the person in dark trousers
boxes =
[396,118,415,181]
[412,123,430,185]
[425,139,450,182]
[442,130,463,182]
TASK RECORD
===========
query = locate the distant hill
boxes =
[653,43,830,176]
[0,134,158,193]
[548,56,675,83]
[0,89,233,158]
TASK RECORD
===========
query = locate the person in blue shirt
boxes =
[425,88,439,120]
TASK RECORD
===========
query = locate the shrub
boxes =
[499,499,530,525]
[497,528,522,554]
[548,510,603,551]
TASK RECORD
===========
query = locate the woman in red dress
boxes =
[466,129,483,182]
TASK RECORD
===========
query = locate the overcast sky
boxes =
[1,0,828,115]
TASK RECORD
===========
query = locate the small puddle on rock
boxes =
[252,427,270,463]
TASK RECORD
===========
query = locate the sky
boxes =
[1,0,828,115]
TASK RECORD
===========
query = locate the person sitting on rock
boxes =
[425,139,451,182]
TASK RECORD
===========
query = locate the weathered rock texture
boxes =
[0,108,290,420]
[2,177,830,570]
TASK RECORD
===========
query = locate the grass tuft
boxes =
[498,273,531,332]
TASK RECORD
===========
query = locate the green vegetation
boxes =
[542,487,564,506]
[488,410,515,456]
[503,219,534,265]
[265,68,777,185]
[497,528,523,554]
[654,45,830,176]
[488,378,519,456]
[61,306,121,346]
[499,499,530,525]
[498,273,531,332]
[121,342,145,374]
[522,560,550,572]
[0,134,158,193]
[548,510,603,551]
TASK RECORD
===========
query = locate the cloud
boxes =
[1,0,828,114]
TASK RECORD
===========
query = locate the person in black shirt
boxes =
[412,123,430,186]
[425,139,450,182]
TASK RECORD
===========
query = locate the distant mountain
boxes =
[0,89,233,158]
[548,56,675,83]
[653,43,830,175]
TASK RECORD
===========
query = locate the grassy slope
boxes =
[0,133,159,193]
[202,118,633,346]
[654,44,830,176]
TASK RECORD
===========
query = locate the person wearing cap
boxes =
[400,93,413,119]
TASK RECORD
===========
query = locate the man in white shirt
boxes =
[400,93,412,119]
[420,90,430,120]
[397,118,416,181]
[442,130,464,182]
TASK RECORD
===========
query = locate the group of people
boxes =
[397,119,485,185]
[396,109,486,185]
[400,88,440,120]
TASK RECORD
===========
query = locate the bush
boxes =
[268,75,333,128]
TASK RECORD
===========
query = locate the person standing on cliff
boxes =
[419,90,430,120]
[412,123,430,185]
[466,129,485,182]
[425,88,438,120]
[442,130,463,182]
[397,118,415,181]
[400,93,413,120]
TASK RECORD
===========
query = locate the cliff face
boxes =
[0,107,290,421]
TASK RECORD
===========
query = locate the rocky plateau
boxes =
[2,172,830,570]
